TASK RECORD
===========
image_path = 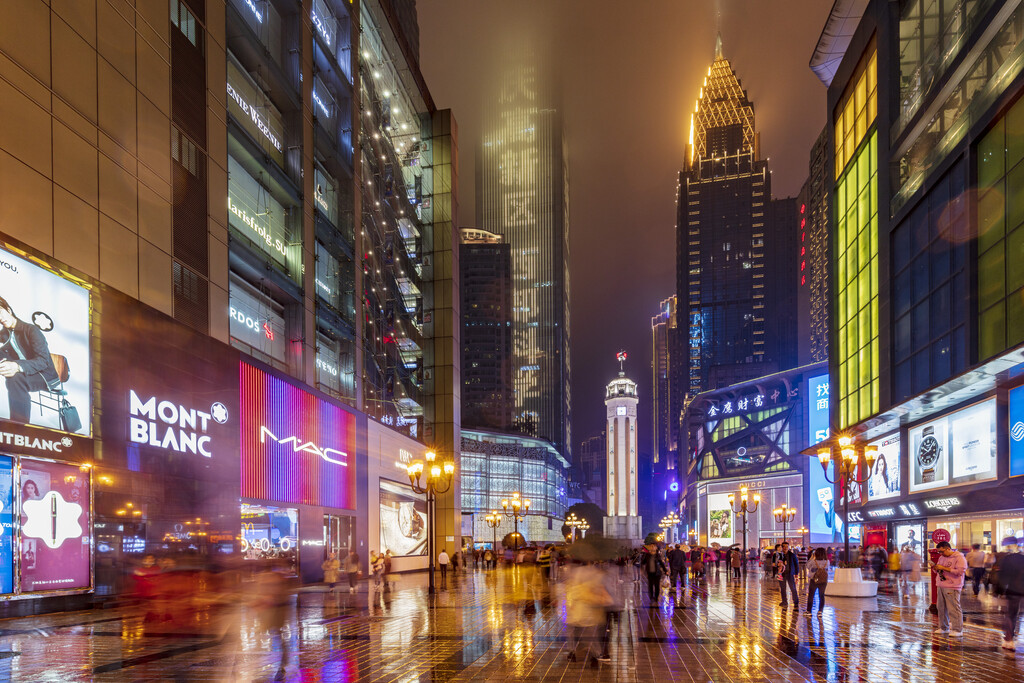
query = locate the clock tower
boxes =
[603,352,643,540]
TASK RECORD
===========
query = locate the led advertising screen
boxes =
[706,493,733,546]
[1012,385,1024,477]
[867,433,900,501]
[909,399,997,493]
[810,461,838,544]
[0,246,90,435]
[240,362,356,508]
[0,456,13,593]
[20,459,90,592]
[807,373,831,444]
[379,479,426,557]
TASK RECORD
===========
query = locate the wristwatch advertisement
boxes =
[910,419,948,492]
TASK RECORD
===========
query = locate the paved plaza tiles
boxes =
[0,566,1023,681]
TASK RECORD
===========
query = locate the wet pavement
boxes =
[0,565,1023,681]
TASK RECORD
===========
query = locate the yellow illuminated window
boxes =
[835,131,879,429]
[834,42,878,178]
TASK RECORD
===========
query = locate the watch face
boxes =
[918,435,940,467]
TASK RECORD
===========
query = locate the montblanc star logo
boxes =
[211,402,229,424]
[23,491,83,549]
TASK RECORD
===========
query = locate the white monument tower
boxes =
[603,351,643,541]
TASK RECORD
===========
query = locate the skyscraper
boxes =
[797,127,831,365]
[676,35,796,405]
[460,228,513,431]
[651,296,678,471]
[477,51,571,459]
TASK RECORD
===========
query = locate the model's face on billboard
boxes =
[0,307,15,329]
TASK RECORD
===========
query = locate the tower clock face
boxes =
[616,406,627,416]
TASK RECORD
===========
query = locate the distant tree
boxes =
[644,532,660,546]
[560,502,606,539]
[502,532,525,549]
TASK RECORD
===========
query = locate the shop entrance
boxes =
[323,514,354,559]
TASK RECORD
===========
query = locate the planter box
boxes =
[827,567,878,597]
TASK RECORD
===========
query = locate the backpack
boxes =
[813,565,829,584]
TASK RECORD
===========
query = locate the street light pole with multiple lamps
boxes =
[816,435,877,561]
[728,486,761,575]
[406,449,456,595]
[501,492,530,552]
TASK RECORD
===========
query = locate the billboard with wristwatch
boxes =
[909,399,997,494]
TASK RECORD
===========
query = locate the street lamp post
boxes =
[484,511,501,562]
[773,503,797,546]
[815,435,877,561]
[566,512,581,542]
[728,486,761,575]
[406,449,455,595]
[501,492,530,552]
[796,526,809,550]
[660,512,680,545]
[579,520,590,538]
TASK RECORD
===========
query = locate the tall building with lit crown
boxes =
[604,354,642,540]
[676,35,797,409]
[477,49,571,460]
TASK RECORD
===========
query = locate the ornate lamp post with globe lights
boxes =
[566,512,582,542]
[773,503,797,546]
[578,519,590,538]
[484,510,501,557]
[728,486,760,575]
[660,512,680,544]
[501,492,530,552]
[815,435,877,561]
[406,449,455,595]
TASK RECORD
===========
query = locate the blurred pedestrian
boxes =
[641,543,667,604]
[966,543,986,596]
[255,561,291,680]
[932,540,967,636]
[383,550,394,591]
[805,547,829,615]
[371,551,385,588]
[538,545,553,580]
[996,538,1024,650]
[565,562,612,662]
[731,547,742,579]
[668,544,687,589]
[322,552,340,593]
[345,549,360,593]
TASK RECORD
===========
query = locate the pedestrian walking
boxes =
[805,547,829,615]
[345,549,360,593]
[565,562,612,662]
[538,545,553,580]
[931,540,967,636]
[641,543,667,604]
[966,543,986,596]
[996,538,1024,650]
[438,549,450,587]
[383,550,394,591]
[322,552,341,593]
[255,561,291,680]
[484,548,494,569]
[371,551,385,588]
[777,542,800,610]
[668,544,687,588]
[731,547,742,579]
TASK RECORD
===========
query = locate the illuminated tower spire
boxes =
[686,40,759,167]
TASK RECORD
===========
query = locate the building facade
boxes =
[476,53,571,459]
[0,0,458,613]
[574,432,607,508]
[681,362,830,549]
[798,127,832,366]
[811,0,1024,553]
[676,36,797,411]
[460,429,569,547]
[459,228,513,431]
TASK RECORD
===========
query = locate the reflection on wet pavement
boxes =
[1,565,1023,681]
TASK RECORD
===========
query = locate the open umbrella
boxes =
[711,542,721,550]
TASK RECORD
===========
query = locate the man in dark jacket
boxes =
[0,297,59,424]
[777,542,800,609]
[667,544,687,590]
[641,544,667,605]
[997,539,1024,650]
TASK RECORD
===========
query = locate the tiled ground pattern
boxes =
[0,566,1021,681]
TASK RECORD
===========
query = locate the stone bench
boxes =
[826,567,878,597]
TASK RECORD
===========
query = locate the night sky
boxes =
[418,1,834,458]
